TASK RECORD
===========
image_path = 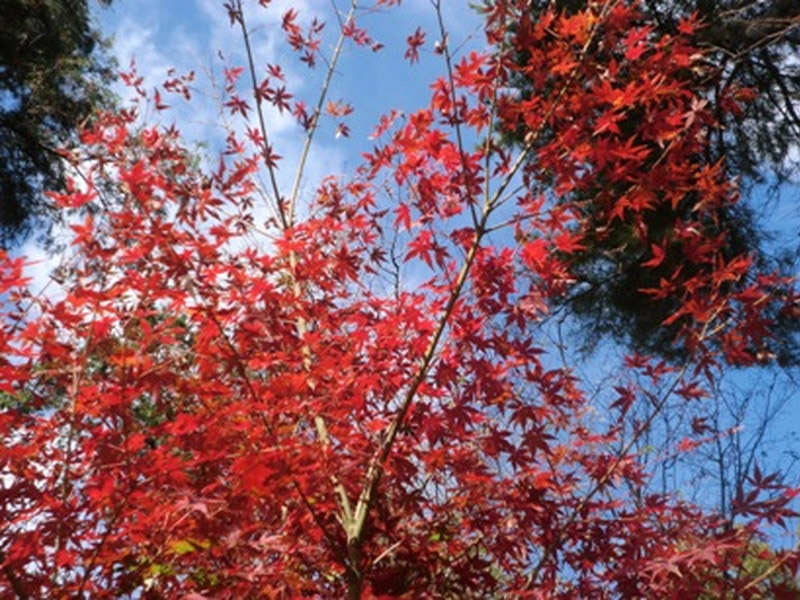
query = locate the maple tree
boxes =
[1,0,799,598]
[498,0,800,365]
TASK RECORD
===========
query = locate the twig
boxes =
[287,0,358,226]
[235,0,287,228]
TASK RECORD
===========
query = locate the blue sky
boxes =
[94,0,484,174]
[19,0,486,293]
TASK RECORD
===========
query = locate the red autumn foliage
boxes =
[0,1,797,598]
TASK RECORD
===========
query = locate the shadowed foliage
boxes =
[496,0,800,365]
[0,0,114,248]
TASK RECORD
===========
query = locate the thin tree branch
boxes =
[431,0,480,228]
[344,3,622,594]
[236,0,287,228]
[287,0,357,227]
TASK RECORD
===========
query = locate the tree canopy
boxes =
[0,0,113,247]
[0,0,798,597]
[497,0,800,364]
